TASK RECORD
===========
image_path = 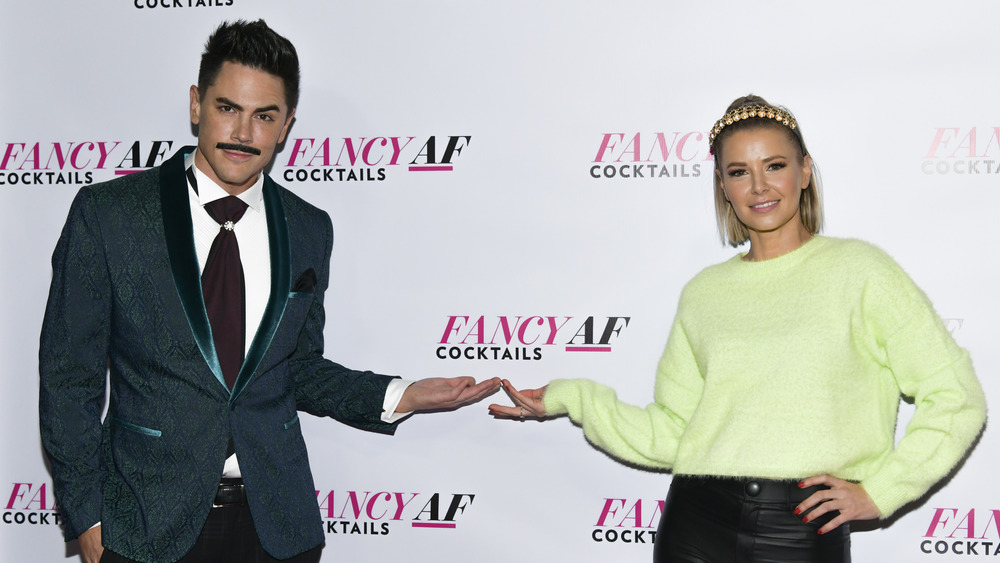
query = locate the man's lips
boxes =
[216,142,261,156]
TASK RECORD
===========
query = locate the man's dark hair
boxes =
[198,19,300,111]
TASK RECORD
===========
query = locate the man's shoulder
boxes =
[268,177,330,224]
[81,145,190,200]
[74,166,163,210]
[93,166,159,191]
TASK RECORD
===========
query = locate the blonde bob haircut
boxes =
[710,95,823,247]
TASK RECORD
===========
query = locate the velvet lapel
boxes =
[160,147,227,391]
[229,175,290,403]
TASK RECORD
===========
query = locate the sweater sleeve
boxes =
[856,254,986,517]
[543,315,704,469]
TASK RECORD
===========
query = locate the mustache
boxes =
[216,143,262,156]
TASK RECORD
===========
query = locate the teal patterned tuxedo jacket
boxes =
[39,147,399,562]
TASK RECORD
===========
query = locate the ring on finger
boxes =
[520,406,524,419]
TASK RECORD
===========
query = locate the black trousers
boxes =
[653,476,851,563]
[99,502,323,563]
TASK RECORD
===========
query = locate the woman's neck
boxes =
[744,224,813,262]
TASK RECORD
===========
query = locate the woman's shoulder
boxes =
[813,236,903,274]
[682,253,742,291]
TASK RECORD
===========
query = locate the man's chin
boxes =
[218,160,263,179]
[211,168,262,194]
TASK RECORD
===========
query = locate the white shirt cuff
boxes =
[382,378,415,423]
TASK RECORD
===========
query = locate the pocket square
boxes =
[292,268,317,293]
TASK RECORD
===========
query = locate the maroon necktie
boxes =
[201,196,249,390]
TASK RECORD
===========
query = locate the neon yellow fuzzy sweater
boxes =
[544,236,986,517]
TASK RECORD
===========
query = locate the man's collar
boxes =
[184,150,264,213]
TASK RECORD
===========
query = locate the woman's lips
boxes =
[750,200,778,212]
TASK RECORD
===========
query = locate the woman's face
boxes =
[716,126,812,243]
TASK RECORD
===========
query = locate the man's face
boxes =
[189,61,295,195]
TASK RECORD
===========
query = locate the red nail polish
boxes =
[802,517,808,523]
[797,482,806,488]
[793,508,801,515]
[817,529,825,535]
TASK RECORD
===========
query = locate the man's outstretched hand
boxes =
[397,377,502,413]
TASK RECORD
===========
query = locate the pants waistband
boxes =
[672,476,825,503]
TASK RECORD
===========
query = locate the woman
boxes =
[489,95,987,562]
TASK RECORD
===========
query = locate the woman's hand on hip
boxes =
[795,474,880,534]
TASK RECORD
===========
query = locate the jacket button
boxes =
[745,481,761,497]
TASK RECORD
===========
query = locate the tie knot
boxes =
[204,196,249,229]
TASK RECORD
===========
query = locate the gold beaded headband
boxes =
[708,104,798,150]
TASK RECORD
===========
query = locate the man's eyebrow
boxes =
[215,97,243,111]
[214,98,280,114]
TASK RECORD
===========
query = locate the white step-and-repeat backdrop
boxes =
[2,1,997,561]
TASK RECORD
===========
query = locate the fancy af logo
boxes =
[281,135,471,183]
[0,141,174,186]
[922,127,1000,175]
[590,132,706,180]
[922,508,1000,557]
[592,497,663,546]
[3,482,61,527]
[316,489,475,536]
[436,315,631,361]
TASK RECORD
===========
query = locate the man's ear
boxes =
[189,85,202,126]
[278,108,296,145]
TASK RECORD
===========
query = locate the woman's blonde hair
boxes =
[710,94,823,247]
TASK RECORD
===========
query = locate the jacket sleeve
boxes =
[543,313,703,469]
[38,188,110,541]
[288,210,400,434]
[857,253,987,517]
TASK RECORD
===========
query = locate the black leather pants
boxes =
[653,476,851,563]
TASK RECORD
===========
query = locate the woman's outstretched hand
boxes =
[795,474,880,534]
[488,379,548,419]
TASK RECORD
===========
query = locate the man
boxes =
[38,20,499,563]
